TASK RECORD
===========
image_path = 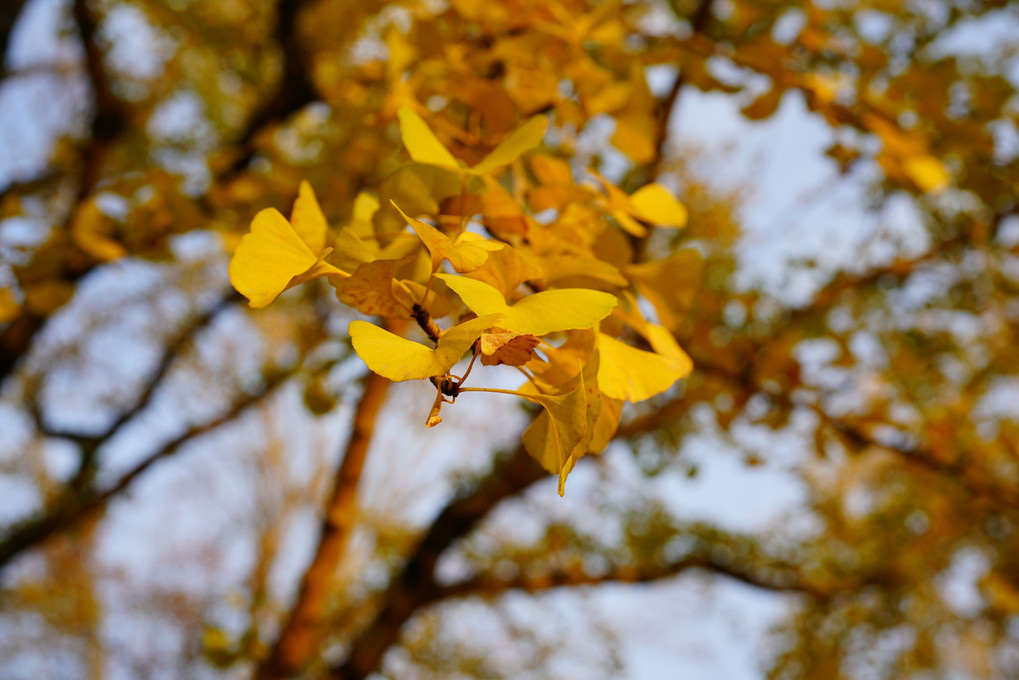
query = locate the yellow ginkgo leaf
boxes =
[590,171,647,237]
[349,315,500,381]
[397,106,547,176]
[71,199,127,262]
[384,25,414,80]
[591,171,687,234]
[290,180,328,254]
[333,226,377,271]
[333,191,382,268]
[527,154,592,212]
[903,154,950,193]
[611,208,647,237]
[596,332,689,402]
[611,113,656,165]
[349,192,381,238]
[394,203,502,272]
[375,164,469,233]
[465,245,545,299]
[470,115,549,175]
[625,248,703,331]
[539,254,628,289]
[586,392,623,455]
[229,208,321,308]
[529,154,573,185]
[562,348,622,475]
[612,292,693,371]
[397,107,462,171]
[436,273,616,336]
[520,374,588,496]
[644,323,693,373]
[627,183,688,228]
[230,183,351,308]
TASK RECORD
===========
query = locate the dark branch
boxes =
[818,411,1019,512]
[72,0,128,192]
[256,371,391,680]
[329,442,546,680]
[643,0,715,184]
[438,554,833,602]
[0,0,126,386]
[0,0,28,77]
[34,294,239,444]
[327,224,1001,679]
[222,0,318,177]
[412,304,442,343]
[0,367,293,573]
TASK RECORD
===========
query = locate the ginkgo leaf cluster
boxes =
[228,103,695,494]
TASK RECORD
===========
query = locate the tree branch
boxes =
[71,0,127,193]
[329,440,546,680]
[28,294,240,491]
[626,0,713,261]
[0,0,127,386]
[221,0,317,178]
[643,0,715,185]
[0,366,294,573]
[255,370,391,680]
[323,225,1001,678]
[816,409,1019,512]
[437,553,833,602]
[0,0,28,76]
[621,353,1019,514]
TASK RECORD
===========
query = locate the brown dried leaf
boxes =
[479,329,540,366]
[335,257,414,318]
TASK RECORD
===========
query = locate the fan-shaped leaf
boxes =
[479,330,540,366]
[628,183,687,228]
[521,375,588,496]
[229,208,320,308]
[596,332,689,401]
[398,106,546,177]
[397,107,461,171]
[437,274,616,335]
[290,180,328,254]
[349,315,499,381]
[471,115,548,175]
[394,203,501,272]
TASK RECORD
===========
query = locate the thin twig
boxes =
[255,370,391,680]
[0,368,294,572]
[438,553,837,602]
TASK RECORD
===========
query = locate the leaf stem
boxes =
[457,386,529,398]
[455,350,479,385]
[420,269,436,306]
